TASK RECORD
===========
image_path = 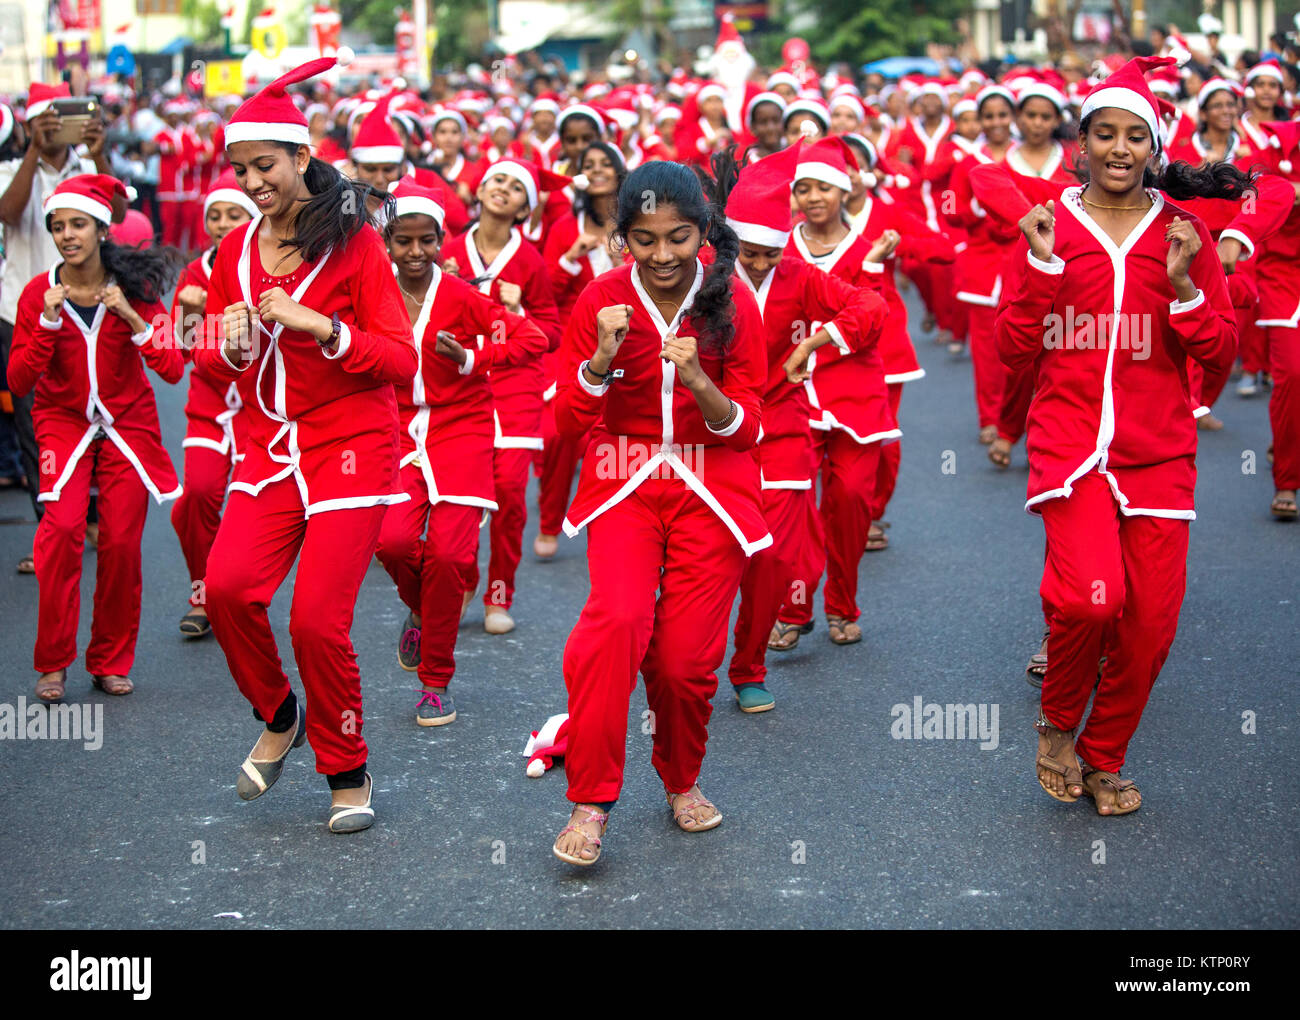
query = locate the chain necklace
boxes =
[1081,185,1151,211]
[397,280,428,305]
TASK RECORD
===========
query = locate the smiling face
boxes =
[1250,76,1282,112]
[1081,108,1155,194]
[579,146,620,198]
[955,109,980,140]
[478,171,531,221]
[737,240,784,288]
[385,213,442,283]
[1203,90,1240,133]
[1017,96,1061,146]
[49,209,105,268]
[205,200,253,246]
[227,141,310,220]
[792,177,844,227]
[560,116,600,164]
[830,104,861,135]
[531,109,556,138]
[979,96,1014,144]
[434,119,464,158]
[625,202,701,298]
[354,161,405,211]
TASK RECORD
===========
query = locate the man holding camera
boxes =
[0,81,127,573]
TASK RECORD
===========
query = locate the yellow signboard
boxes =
[205,60,245,97]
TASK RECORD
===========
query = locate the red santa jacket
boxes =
[737,255,886,488]
[396,266,548,507]
[995,188,1236,518]
[847,191,956,381]
[785,225,897,442]
[887,114,953,231]
[155,125,197,201]
[440,225,559,448]
[1249,132,1300,327]
[173,250,247,462]
[194,219,417,515]
[7,267,182,503]
[554,261,770,555]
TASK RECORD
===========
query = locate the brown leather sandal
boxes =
[1034,709,1083,803]
[1271,491,1298,521]
[1026,629,1049,688]
[866,521,890,551]
[35,670,67,703]
[1081,766,1142,816]
[92,675,134,696]
[826,615,862,645]
[767,620,810,651]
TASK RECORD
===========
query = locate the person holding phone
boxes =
[0,81,126,574]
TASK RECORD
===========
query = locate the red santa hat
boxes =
[766,70,801,92]
[1264,120,1299,176]
[745,90,786,126]
[952,97,977,118]
[1016,81,1067,113]
[388,176,445,230]
[0,104,13,148]
[795,136,855,193]
[1079,55,1176,153]
[1147,65,1181,98]
[829,93,866,123]
[226,50,354,148]
[716,12,742,49]
[351,93,408,165]
[530,93,561,117]
[523,714,570,778]
[782,98,830,135]
[43,173,126,226]
[976,84,1016,111]
[203,167,259,218]
[481,157,570,210]
[25,81,71,121]
[1197,77,1243,109]
[430,106,468,134]
[724,145,800,248]
[654,103,683,124]
[556,103,608,135]
[1246,59,1285,85]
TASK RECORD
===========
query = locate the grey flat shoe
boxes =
[236,702,307,801]
[328,773,374,834]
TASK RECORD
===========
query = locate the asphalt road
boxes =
[1,286,1295,929]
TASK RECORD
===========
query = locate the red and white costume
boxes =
[6,177,182,677]
[375,247,547,689]
[194,56,419,780]
[555,260,767,803]
[155,110,199,250]
[994,59,1238,775]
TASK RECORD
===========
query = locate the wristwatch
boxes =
[584,360,615,384]
[321,312,341,349]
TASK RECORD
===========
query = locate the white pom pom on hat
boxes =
[570,172,590,191]
[335,46,354,67]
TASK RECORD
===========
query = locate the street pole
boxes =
[1131,0,1147,43]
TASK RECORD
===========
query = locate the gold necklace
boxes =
[1082,186,1150,211]
[397,281,428,304]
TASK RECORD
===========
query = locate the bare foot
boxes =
[36,669,67,702]
[534,534,558,559]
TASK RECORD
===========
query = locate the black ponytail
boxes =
[614,160,738,356]
[1074,112,1259,201]
[709,143,743,209]
[274,144,391,264]
[100,240,181,303]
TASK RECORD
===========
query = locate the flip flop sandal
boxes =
[552,805,609,866]
[328,773,375,834]
[1271,494,1298,520]
[178,610,212,638]
[1034,711,1082,803]
[866,521,890,551]
[236,702,307,801]
[826,615,862,645]
[16,555,35,575]
[767,620,811,651]
[666,791,722,833]
[1081,767,1141,816]
[91,675,134,696]
[1025,628,1050,688]
[35,672,67,704]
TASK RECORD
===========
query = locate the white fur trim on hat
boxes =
[795,161,851,192]
[43,191,112,226]
[1079,89,1161,151]
[1196,79,1241,109]
[726,217,790,249]
[225,120,311,148]
[351,144,406,165]
[392,195,445,228]
[484,160,538,209]
[1017,83,1066,112]
[1246,63,1284,84]
[204,187,259,218]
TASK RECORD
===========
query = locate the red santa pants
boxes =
[159,199,190,251]
[730,483,823,686]
[966,302,1004,430]
[205,477,386,776]
[998,364,1035,444]
[1038,473,1188,773]
[375,465,482,688]
[562,476,746,804]
[869,383,904,521]
[170,445,232,607]
[1268,324,1300,490]
[538,405,588,536]
[33,438,148,676]
[782,428,879,624]
[482,447,532,611]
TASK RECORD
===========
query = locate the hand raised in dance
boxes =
[592,304,633,371]
[434,329,467,366]
[258,286,328,337]
[566,234,603,262]
[177,284,208,309]
[222,301,256,364]
[1020,200,1055,262]
[98,284,148,334]
[498,281,523,314]
[866,229,901,264]
[661,333,705,391]
[1165,217,1200,293]
[43,284,67,321]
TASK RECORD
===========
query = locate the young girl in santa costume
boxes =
[549,160,768,866]
[194,55,418,835]
[1238,61,1289,161]
[535,106,605,245]
[429,108,484,207]
[743,92,787,163]
[169,168,258,639]
[776,138,901,647]
[842,134,954,551]
[375,178,547,725]
[994,57,1239,815]
[439,158,563,633]
[713,145,886,709]
[7,174,183,703]
[535,142,628,560]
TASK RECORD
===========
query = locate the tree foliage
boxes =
[776,0,969,66]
